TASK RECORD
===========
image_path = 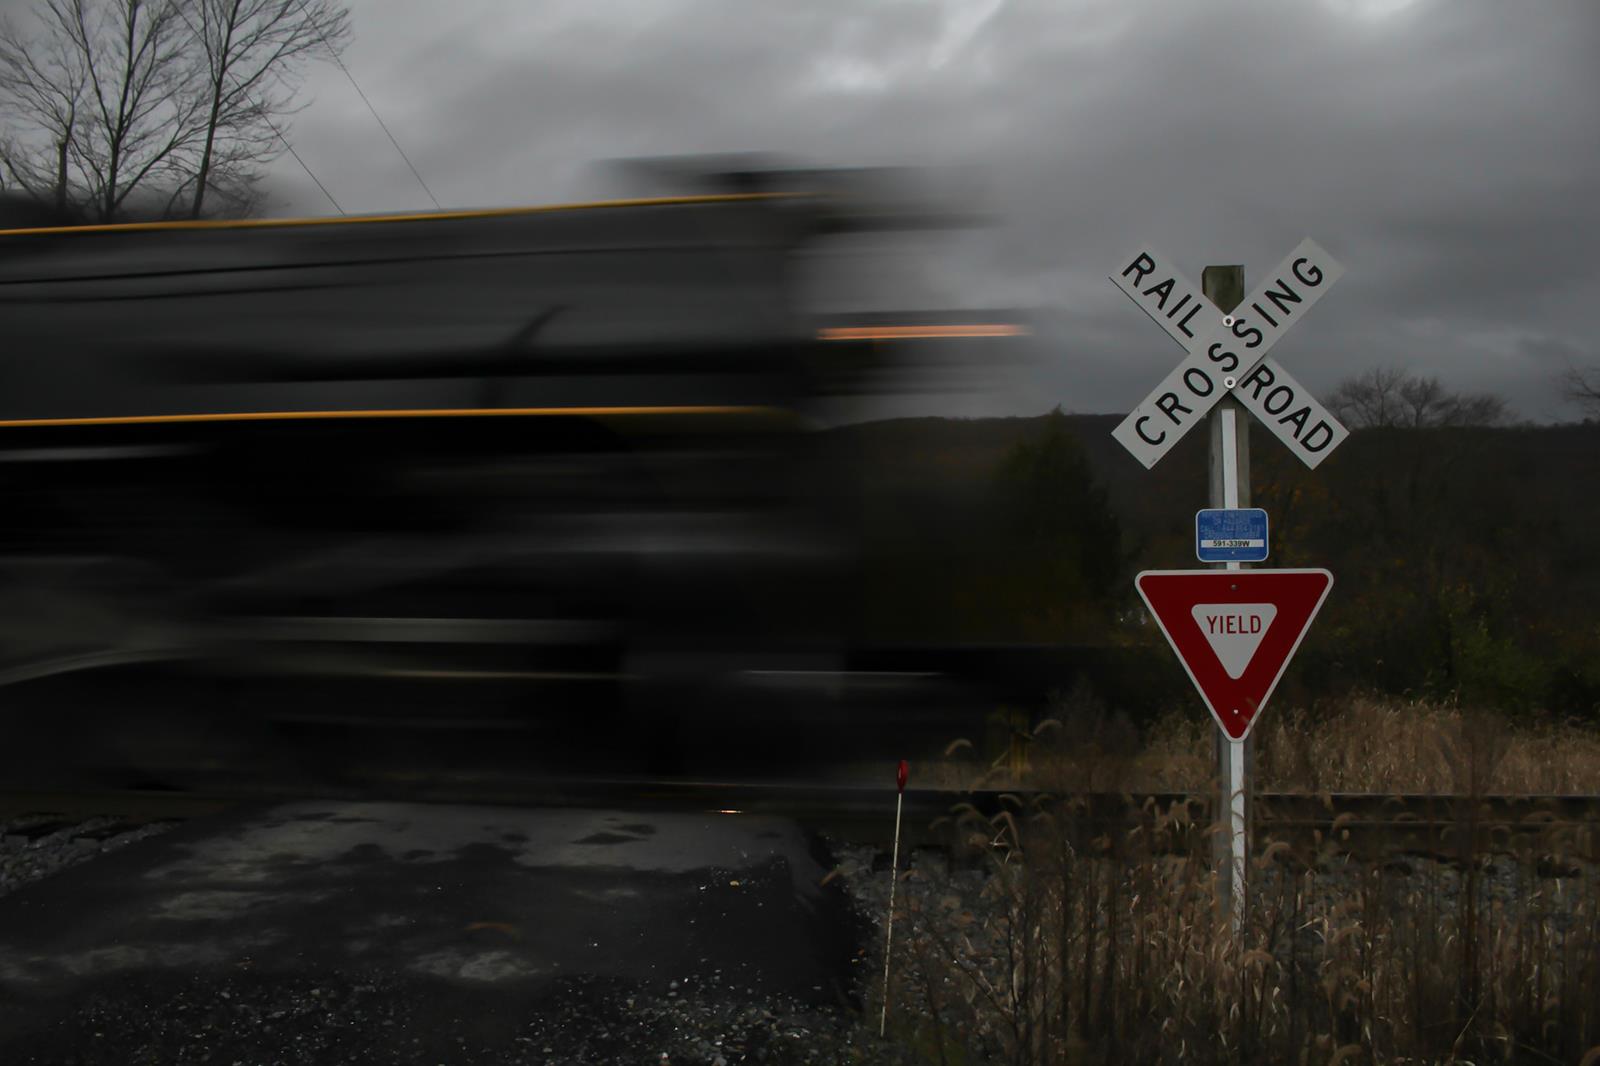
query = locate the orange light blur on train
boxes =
[0,405,787,430]
[816,324,1028,341]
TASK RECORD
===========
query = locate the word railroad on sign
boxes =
[1109,240,1350,470]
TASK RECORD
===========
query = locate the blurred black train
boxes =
[0,165,999,782]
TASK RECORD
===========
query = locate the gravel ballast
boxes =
[1,813,179,901]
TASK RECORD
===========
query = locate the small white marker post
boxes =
[1205,266,1251,934]
[880,758,908,1037]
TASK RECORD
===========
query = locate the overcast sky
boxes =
[263,0,1600,423]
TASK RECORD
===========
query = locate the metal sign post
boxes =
[1203,266,1250,930]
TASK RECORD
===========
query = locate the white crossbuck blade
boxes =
[1109,240,1349,470]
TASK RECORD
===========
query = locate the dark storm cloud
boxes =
[267,0,1600,422]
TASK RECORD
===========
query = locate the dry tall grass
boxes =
[1178,696,1599,796]
[871,697,1600,1065]
[953,691,1600,795]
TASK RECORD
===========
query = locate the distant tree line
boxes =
[1326,367,1507,429]
[843,373,1599,722]
[0,0,349,223]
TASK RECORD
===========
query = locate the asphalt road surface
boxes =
[0,801,872,1065]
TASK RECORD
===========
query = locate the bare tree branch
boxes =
[182,0,348,217]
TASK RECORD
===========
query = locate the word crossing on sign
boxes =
[1110,241,1348,470]
[1196,508,1269,564]
[1135,569,1333,741]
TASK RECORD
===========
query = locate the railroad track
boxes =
[2,780,1596,861]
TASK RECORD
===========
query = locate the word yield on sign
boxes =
[1109,242,1349,470]
[1196,508,1269,563]
[1136,569,1333,740]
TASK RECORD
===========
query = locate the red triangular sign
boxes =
[1136,569,1333,740]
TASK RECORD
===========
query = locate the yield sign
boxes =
[1136,569,1333,740]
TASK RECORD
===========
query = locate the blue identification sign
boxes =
[1196,508,1269,563]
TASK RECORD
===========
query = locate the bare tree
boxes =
[1328,366,1408,428]
[0,2,89,213]
[1435,390,1510,428]
[1560,365,1600,420]
[0,0,348,222]
[1327,367,1507,429]
[184,0,348,218]
[71,0,211,220]
[0,0,208,221]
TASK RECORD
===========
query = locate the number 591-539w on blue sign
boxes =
[1196,508,1269,563]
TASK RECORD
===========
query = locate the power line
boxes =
[295,0,442,210]
[261,112,345,215]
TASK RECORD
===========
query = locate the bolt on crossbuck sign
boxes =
[1110,239,1349,469]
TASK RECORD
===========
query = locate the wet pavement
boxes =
[0,801,871,1064]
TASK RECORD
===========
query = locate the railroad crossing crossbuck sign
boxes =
[1110,239,1349,469]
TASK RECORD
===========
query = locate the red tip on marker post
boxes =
[896,760,908,793]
